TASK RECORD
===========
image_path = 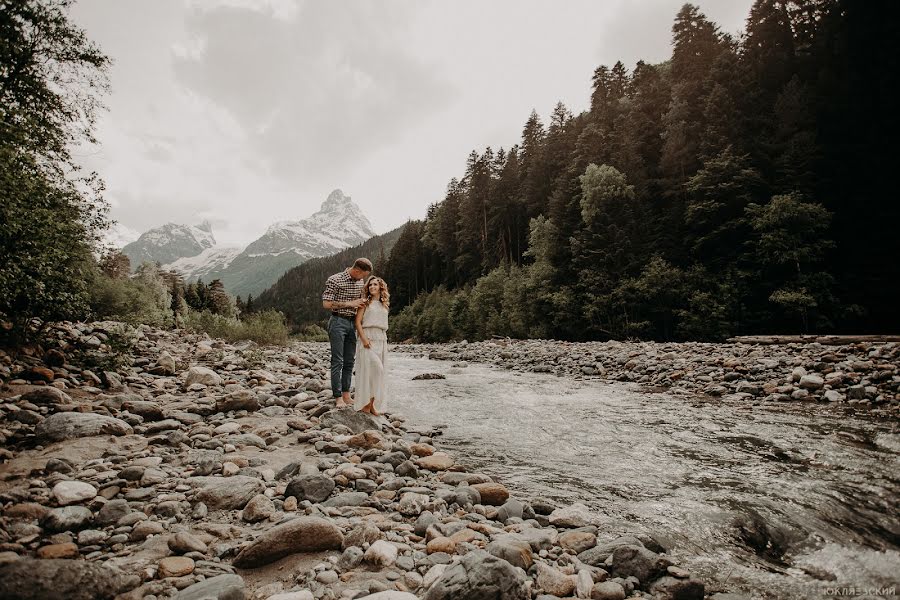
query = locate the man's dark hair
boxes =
[353,258,373,272]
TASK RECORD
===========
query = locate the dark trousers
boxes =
[327,315,356,397]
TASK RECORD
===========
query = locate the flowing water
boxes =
[387,353,900,600]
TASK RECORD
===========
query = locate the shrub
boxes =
[183,309,289,345]
[89,271,172,327]
[295,324,328,342]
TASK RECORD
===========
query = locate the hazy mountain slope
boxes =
[255,224,405,327]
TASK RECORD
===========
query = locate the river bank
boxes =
[0,321,742,600]
[392,338,900,415]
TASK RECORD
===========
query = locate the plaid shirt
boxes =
[322,270,364,317]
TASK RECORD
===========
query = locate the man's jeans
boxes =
[327,315,356,398]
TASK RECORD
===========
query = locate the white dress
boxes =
[353,300,389,413]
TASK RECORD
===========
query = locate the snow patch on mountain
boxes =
[244,189,374,260]
[121,190,375,295]
[122,221,217,269]
[164,246,242,280]
[102,223,141,249]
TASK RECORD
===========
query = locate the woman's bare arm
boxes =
[355,305,370,347]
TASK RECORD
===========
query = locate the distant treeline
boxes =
[376,1,899,342]
[254,227,404,328]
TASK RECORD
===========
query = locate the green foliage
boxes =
[366,0,900,340]
[1,0,111,162]
[0,149,100,339]
[579,164,636,224]
[182,309,289,346]
[89,270,173,328]
[684,148,765,263]
[0,0,111,343]
[746,193,833,269]
[294,324,328,342]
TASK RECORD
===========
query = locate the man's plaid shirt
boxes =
[322,270,364,317]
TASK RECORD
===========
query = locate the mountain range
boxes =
[120,189,375,298]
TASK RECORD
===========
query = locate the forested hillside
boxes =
[255,226,404,328]
[382,0,899,342]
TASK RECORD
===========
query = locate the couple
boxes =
[321,258,390,415]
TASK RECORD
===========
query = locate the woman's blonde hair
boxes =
[361,276,390,309]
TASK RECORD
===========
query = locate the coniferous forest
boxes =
[367,0,900,342]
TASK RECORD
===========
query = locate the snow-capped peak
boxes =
[122,221,217,269]
[322,188,352,211]
[247,190,374,258]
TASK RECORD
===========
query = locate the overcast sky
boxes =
[71,0,753,247]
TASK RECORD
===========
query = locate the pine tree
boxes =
[170,280,187,326]
[184,283,201,311]
[662,4,725,183]
[684,147,766,267]
[620,61,669,197]
[207,279,232,317]
[195,279,209,311]
[520,111,549,218]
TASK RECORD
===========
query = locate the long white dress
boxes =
[353,300,389,413]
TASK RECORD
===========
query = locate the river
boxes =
[387,352,900,600]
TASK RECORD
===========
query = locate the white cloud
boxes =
[71,0,753,246]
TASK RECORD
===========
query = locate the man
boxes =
[322,257,373,407]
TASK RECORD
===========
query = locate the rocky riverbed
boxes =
[0,322,745,600]
[395,338,900,414]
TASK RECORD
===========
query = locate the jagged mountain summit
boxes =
[121,221,215,268]
[244,189,374,259]
[214,189,375,297]
[122,190,376,298]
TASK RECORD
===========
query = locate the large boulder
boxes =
[284,474,335,504]
[319,408,383,434]
[35,412,132,443]
[346,430,388,450]
[20,387,71,405]
[649,576,705,600]
[0,558,139,600]
[148,351,177,375]
[423,549,529,600]
[232,516,343,568]
[535,562,577,597]
[608,544,673,584]
[470,482,510,506]
[577,535,647,566]
[51,481,97,506]
[416,452,455,471]
[487,536,534,570]
[216,390,259,413]
[176,574,246,600]
[42,506,93,532]
[121,399,164,421]
[190,476,264,510]
[185,366,222,387]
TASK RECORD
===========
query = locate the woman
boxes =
[353,276,390,415]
